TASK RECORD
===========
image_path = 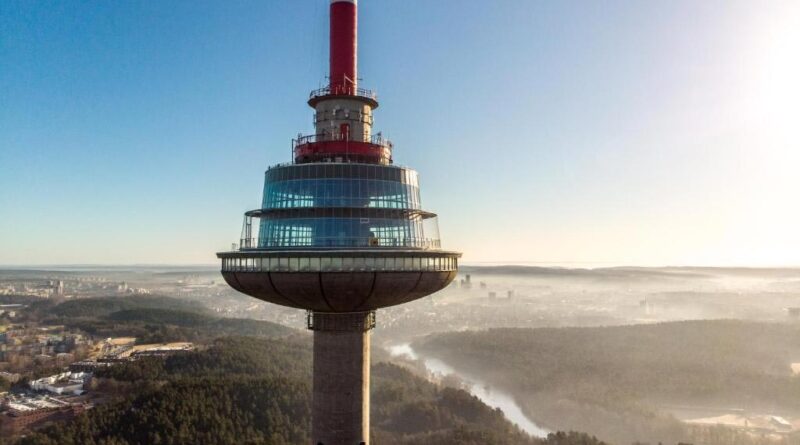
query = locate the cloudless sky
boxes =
[1,0,799,266]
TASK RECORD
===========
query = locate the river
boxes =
[388,343,549,438]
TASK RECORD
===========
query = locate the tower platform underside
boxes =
[219,249,458,312]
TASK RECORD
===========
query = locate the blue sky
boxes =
[2,0,799,266]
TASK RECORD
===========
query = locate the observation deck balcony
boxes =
[293,133,392,149]
[235,208,442,251]
[216,248,460,312]
[238,237,442,251]
[308,86,379,108]
[293,133,393,165]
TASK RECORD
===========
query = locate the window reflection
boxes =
[262,178,422,210]
[257,216,440,249]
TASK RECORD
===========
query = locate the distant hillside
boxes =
[107,308,213,326]
[458,265,800,280]
[416,320,800,445]
[51,295,205,318]
[48,297,293,343]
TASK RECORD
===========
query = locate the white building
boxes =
[29,371,90,396]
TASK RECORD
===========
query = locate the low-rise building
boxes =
[0,394,86,436]
[29,372,91,396]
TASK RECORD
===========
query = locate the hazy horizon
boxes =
[2,262,799,270]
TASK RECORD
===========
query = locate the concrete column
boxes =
[310,311,374,445]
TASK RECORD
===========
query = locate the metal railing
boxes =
[292,132,392,150]
[265,160,415,171]
[266,162,295,170]
[309,86,377,101]
[238,237,441,251]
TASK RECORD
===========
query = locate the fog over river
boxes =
[388,343,549,438]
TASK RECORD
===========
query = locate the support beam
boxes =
[309,311,375,445]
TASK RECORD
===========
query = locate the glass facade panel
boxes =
[258,216,440,249]
[263,164,422,210]
[262,178,421,210]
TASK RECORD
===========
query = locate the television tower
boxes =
[217,1,460,443]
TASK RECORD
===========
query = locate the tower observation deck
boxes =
[217,1,460,443]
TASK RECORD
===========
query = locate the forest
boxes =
[37,296,293,343]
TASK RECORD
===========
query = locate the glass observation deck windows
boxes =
[263,178,420,209]
[225,162,446,251]
[257,215,440,249]
[263,163,421,210]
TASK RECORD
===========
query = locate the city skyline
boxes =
[2,0,799,267]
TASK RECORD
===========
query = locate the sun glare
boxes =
[753,4,800,145]
[721,4,800,266]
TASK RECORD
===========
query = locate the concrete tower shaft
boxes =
[330,0,358,95]
[310,312,372,445]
